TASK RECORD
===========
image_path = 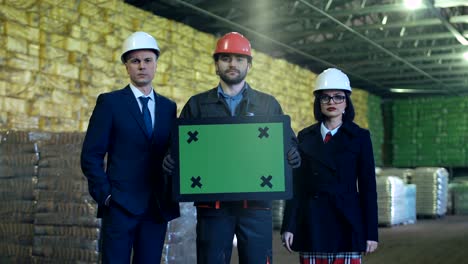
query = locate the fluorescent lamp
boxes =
[463,52,468,60]
[390,88,444,93]
[404,0,423,9]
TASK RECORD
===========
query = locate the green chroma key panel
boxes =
[172,115,292,202]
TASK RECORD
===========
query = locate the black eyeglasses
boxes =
[319,95,346,104]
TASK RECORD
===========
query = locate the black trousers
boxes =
[196,207,273,264]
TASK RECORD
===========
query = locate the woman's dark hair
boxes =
[313,91,355,122]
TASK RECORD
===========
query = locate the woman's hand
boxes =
[281,232,294,253]
[365,240,378,254]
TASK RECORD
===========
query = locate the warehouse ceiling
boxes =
[125,0,468,98]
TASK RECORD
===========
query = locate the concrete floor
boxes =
[230,215,468,264]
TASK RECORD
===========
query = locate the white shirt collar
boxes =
[320,122,341,140]
[129,84,154,101]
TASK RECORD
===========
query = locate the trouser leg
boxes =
[196,208,236,264]
[236,209,273,264]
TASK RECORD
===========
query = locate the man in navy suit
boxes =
[81,31,179,264]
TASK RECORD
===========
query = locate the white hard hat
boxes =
[121,31,160,63]
[314,68,352,93]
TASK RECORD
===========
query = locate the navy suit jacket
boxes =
[81,86,179,221]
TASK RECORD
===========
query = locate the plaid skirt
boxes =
[299,252,362,264]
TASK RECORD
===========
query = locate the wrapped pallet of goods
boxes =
[404,184,417,224]
[162,202,196,263]
[377,167,414,184]
[450,177,468,215]
[412,167,449,218]
[32,132,101,264]
[376,168,417,225]
[272,200,285,230]
[376,176,408,226]
[0,131,39,263]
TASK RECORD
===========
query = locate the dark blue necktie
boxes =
[139,96,152,137]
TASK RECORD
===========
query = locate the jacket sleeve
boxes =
[179,96,197,119]
[80,94,112,206]
[280,130,305,235]
[357,129,379,242]
[270,96,298,149]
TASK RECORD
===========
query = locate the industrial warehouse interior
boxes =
[1,0,468,263]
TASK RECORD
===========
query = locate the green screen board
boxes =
[172,116,292,202]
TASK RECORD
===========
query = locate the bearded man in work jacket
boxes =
[163,32,301,264]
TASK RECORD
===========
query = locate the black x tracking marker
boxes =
[258,127,269,138]
[187,131,199,143]
[191,176,202,188]
[260,175,273,188]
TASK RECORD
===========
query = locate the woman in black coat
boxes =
[281,68,379,263]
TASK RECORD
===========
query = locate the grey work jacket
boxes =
[179,83,297,209]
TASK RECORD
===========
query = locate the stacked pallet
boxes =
[412,167,449,217]
[1,130,205,262]
[404,184,417,224]
[376,168,417,225]
[0,131,38,263]
[450,177,468,215]
[376,176,415,226]
[272,200,285,230]
[392,97,468,167]
[31,132,101,263]
[377,167,414,184]
[162,202,196,263]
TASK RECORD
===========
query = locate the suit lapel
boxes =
[330,122,358,156]
[302,125,336,170]
[151,91,162,143]
[123,86,150,139]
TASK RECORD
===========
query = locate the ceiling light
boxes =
[390,88,444,93]
[400,27,406,37]
[463,52,468,60]
[404,0,423,10]
[381,15,388,25]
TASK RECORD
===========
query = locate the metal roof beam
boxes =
[326,3,425,17]
[291,31,465,51]
[354,61,468,74]
[425,0,468,45]
[368,69,468,79]
[322,43,465,57]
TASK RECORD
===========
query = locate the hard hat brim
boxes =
[121,48,160,63]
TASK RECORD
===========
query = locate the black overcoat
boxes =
[281,121,378,252]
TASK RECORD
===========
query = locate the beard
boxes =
[218,68,248,85]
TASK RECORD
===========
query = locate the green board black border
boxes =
[172,115,292,202]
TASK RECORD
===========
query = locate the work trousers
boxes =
[196,207,273,264]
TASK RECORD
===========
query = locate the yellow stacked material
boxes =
[248,54,316,133]
[5,36,28,54]
[39,117,80,132]
[6,113,40,131]
[3,97,29,114]
[0,0,377,135]
[6,53,39,71]
[351,88,369,129]
[1,3,31,25]
[5,21,40,42]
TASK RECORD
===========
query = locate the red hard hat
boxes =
[213,32,252,58]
